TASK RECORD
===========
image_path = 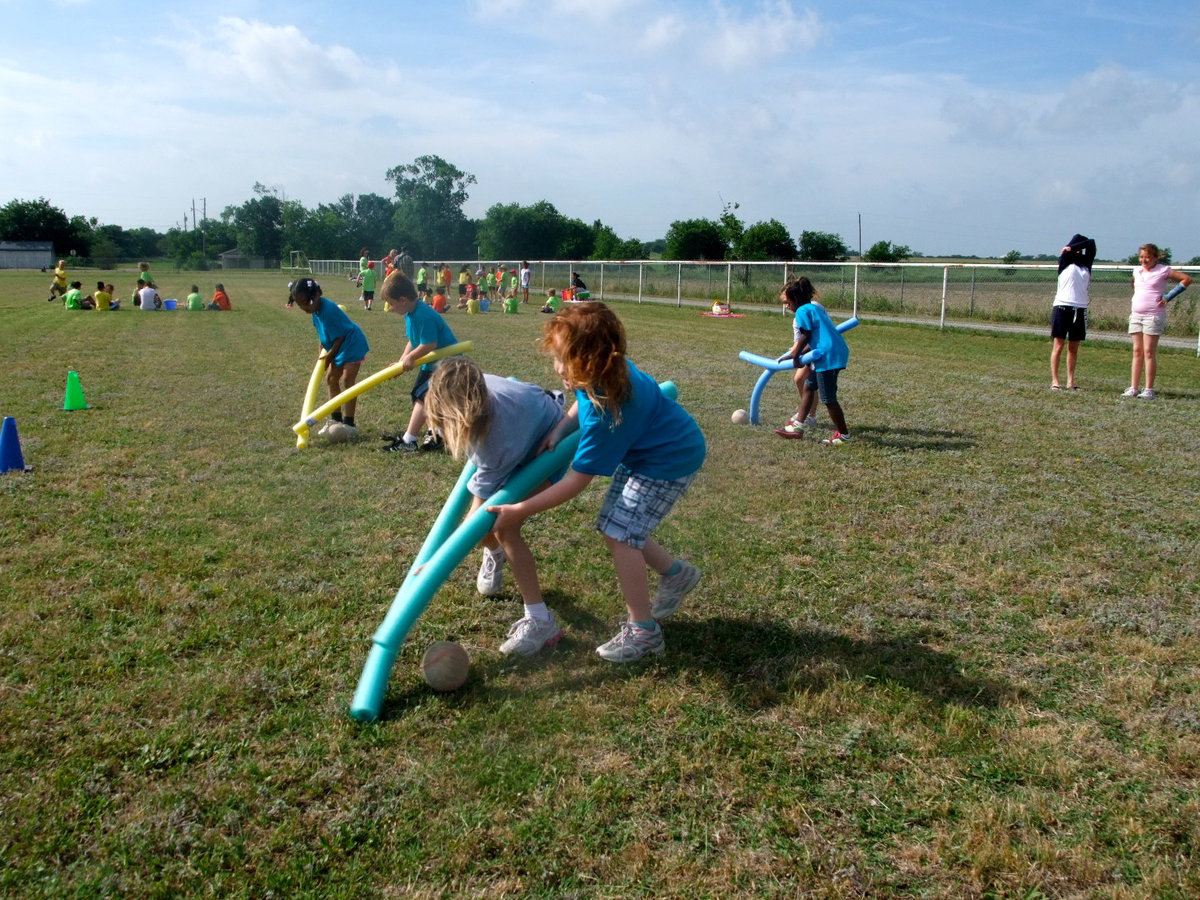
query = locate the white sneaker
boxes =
[317,420,334,435]
[1121,387,1139,397]
[651,561,701,620]
[476,547,505,596]
[596,622,664,662]
[499,613,563,656]
[1137,388,1155,400]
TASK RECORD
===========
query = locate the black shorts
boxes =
[1050,306,1087,342]
[363,290,374,300]
[458,284,467,296]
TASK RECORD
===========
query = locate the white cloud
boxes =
[1040,64,1175,134]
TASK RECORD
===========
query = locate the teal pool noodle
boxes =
[349,382,678,722]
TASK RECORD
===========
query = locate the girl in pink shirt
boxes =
[1125,243,1190,399]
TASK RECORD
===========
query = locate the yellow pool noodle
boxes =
[292,341,473,441]
[296,351,327,449]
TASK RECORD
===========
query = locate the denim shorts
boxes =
[595,465,697,549]
[804,368,842,405]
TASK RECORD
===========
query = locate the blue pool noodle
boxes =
[739,317,858,425]
[350,382,679,722]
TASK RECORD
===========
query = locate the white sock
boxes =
[524,602,550,621]
[402,431,418,444]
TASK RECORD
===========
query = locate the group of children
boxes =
[50,259,232,312]
[290,273,710,663]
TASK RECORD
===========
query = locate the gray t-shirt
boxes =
[468,374,564,499]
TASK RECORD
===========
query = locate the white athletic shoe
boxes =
[476,547,505,596]
[499,613,563,656]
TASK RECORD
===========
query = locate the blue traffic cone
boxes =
[0,416,30,473]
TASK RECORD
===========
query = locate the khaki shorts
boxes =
[1128,312,1167,335]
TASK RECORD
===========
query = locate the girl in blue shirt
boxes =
[775,278,851,445]
[488,302,705,663]
[290,277,369,434]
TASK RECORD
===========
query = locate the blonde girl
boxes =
[487,302,706,663]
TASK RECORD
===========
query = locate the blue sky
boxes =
[2,0,1199,258]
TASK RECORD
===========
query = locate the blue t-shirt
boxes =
[793,302,849,372]
[405,301,458,370]
[312,298,369,365]
[572,360,706,481]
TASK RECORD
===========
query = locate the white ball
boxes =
[326,422,351,444]
[731,408,750,425]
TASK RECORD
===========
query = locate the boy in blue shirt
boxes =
[775,278,852,445]
[380,271,460,453]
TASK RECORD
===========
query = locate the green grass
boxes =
[2,269,1198,898]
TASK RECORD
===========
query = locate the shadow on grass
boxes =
[373,601,1014,721]
[852,424,974,453]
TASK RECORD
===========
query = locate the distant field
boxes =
[2,269,1198,898]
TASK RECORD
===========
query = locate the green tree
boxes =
[226,183,285,261]
[0,197,90,256]
[664,218,727,260]
[1002,249,1021,264]
[738,220,798,261]
[797,230,850,261]
[476,201,565,258]
[718,202,744,259]
[386,155,477,258]
[863,240,912,263]
[590,221,643,260]
[347,193,399,255]
[556,215,594,259]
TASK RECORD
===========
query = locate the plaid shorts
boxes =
[595,464,697,549]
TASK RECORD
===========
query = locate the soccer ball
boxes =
[731,409,750,425]
[326,422,351,443]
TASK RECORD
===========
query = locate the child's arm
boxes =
[399,341,435,370]
[540,402,579,452]
[487,468,593,532]
[324,336,345,366]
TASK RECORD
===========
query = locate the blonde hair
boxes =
[424,357,492,460]
[541,301,629,423]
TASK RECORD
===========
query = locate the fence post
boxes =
[853,264,859,318]
[969,267,976,317]
[940,267,949,329]
[599,263,605,301]
[726,263,732,305]
[900,267,905,312]
[676,263,682,308]
[638,262,644,303]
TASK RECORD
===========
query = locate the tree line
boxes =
[1,155,913,267]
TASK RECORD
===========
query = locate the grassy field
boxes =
[1,269,1198,898]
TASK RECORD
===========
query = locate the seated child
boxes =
[187,285,205,311]
[63,281,92,310]
[430,291,449,313]
[504,293,520,314]
[208,284,231,310]
[711,301,730,316]
[104,283,119,310]
[93,281,113,311]
[540,289,562,314]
